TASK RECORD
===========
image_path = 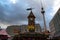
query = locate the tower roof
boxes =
[28,11,35,18]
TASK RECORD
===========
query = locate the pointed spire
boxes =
[27,8,35,18]
[28,10,35,18]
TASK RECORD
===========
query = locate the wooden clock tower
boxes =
[27,10,36,32]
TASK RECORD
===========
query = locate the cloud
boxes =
[0,0,60,29]
[50,0,60,17]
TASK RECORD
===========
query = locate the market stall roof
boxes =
[0,29,11,37]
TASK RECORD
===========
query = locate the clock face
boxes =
[30,18,33,20]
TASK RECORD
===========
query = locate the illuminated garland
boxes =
[28,25,34,30]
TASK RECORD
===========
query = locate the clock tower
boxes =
[27,10,36,32]
[28,10,36,26]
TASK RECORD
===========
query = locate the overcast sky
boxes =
[0,0,60,29]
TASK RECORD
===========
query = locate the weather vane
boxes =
[26,8,34,11]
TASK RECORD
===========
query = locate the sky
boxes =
[0,0,60,30]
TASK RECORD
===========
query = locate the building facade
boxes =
[49,8,60,37]
[49,19,56,37]
[20,24,41,33]
[6,10,41,36]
